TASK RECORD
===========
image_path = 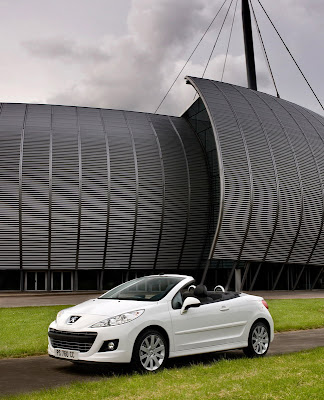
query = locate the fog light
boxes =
[108,341,115,351]
[99,339,119,352]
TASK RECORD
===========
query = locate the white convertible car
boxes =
[48,274,274,372]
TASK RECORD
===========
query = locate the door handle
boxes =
[220,306,229,311]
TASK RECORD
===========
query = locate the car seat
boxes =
[193,284,213,304]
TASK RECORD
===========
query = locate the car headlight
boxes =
[55,309,66,323]
[90,309,145,328]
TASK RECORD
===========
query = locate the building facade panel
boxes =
[256,92,322,264]
[183,98,220,262]
[149,114,189,269]
[251,92,301,262]
[125,112,163,269]
[169,116,210,268]
[51,106,79,269]
[0,104,25,268]
[101,109,136,269]
[275,98,322,264]
[298,108,324,264]
[187,76,324,266]
[78,107,107,268]
[22,105,51,268]
[186,78,251,261]
[0,103,209,287]
[218,83,278,262]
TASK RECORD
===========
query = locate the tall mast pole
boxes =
[242,0,257,90]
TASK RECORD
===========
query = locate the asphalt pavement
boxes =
[0,292,102,308]
[0,328,323,397]
[1,290,323,308]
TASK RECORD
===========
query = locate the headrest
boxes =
[194,284,208,297]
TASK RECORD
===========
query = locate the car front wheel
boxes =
[243,321,270,357]
[132,329,168,372]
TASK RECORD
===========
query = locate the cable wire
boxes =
[249,0,280,97]
[192,0,234,101]
[221,0,239,82]
[154,0,229,114]
[201,0,235,79]
[256,0,323,111]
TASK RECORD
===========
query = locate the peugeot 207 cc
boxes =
[48,274,274,372]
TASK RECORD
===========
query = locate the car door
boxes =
[169,295,249,353]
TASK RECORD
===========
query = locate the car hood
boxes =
[55,299,155,329]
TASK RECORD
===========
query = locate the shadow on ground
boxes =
[0,350,248,397]
[62,349,244,378]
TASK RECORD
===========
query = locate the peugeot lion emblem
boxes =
[67,316,81,324]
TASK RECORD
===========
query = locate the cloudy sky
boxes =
[0,0,323,116]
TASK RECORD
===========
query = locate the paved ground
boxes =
[0,328,323,397]
[0,292,103,308]
[1,290,323,308]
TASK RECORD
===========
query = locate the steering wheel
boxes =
[214,285,225,292]
[188,285,196,292]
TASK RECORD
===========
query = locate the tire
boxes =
[132,329,168,372]
[243,321,270,358]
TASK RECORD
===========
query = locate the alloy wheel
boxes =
[139,333,166,371]
[251,325,269,355]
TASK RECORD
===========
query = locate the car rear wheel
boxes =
[132,329,168,372]
[243,321,270,357]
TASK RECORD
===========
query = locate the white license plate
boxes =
[55,348,79,360]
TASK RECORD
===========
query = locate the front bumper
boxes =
[48,323,136,364]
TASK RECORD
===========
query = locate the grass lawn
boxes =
[2,347,324,400]
[0,299,323,359]
[0,305,72,359]
[267,299,324,332]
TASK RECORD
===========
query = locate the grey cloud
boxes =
[128,0,215,55]
[22,38,110,63]
[289,0,324,18]
[47,0,219,114]
[42,0,324,116]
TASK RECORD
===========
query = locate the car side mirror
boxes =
[180,297,201,315]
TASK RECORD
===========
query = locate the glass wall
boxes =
[183,98,220,264]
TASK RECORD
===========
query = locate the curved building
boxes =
[0,77,323,291]
[0,105,209,291]
[184,77,324,290]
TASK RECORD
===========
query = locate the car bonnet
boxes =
[55,299,155,329]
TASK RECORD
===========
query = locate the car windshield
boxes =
[99,276,184,301]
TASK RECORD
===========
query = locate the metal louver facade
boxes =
[186,76,324,267]
[0,104,209,281]
[0,76,323,291]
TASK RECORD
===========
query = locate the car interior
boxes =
[181,284,240,305]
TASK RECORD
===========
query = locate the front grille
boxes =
[48,328,97,353]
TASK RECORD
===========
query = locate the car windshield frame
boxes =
[99,276,185,301]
